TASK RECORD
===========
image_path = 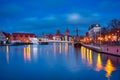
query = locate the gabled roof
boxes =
[12,33,36,37]
[2,32,11,37]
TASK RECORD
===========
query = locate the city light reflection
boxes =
[59,43,62,54]
[65,43,69,56]
[87,49,89,64]
[104,59,115,79]
[24,45,31,62]
[33,45,38,60]
[95,54,103,71]
[81,46,86,62]
[53,43,56,57]
[89,50,93,66]
[6,45,9,64]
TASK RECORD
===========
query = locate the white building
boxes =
[29,37,39,44]
[88,24,101,41]
[0,31,7,45]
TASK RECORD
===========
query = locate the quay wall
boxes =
[102,46,120,56]
[82,43,120,56]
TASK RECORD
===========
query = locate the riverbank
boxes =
[82,43,120,57]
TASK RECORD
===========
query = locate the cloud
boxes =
[0,11,102,35]
[67,13,82,23]
[66,13,101,25]
[12,12,102,32]
[42,15,56,21]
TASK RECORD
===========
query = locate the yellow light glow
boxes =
[108,35,111,39]
[24,47,27,61]
[6,37,8,40]
[104,59,115,78]
[95,54,103,71]
[24,45,31,62]
[89,50,93,66]
[27,45,31,61]
[81,46,86,62]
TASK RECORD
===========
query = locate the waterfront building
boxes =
[0,31,10,45]
[10,33,36,43]
[53,29,63,41]
[88,24,101,43]
[64,28,72,41]
[46,34,54,40]
[40,29,72,41]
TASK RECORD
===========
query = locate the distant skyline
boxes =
[0,0,120,35]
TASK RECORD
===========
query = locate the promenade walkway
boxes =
[82,43,120,56]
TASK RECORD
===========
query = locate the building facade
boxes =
[0,31,10,45]
[0,31,6,44]
[88,24,101,42]
[10,33,36,43]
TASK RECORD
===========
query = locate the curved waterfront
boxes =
[0,43,120,80]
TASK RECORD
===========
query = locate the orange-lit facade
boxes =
[10,33,36,43]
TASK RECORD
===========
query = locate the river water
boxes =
[0,43,120,80]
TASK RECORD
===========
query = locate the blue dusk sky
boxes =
[0,0,120,35]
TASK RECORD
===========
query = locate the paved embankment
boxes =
[82,43,120,56]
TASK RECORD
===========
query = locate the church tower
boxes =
[65,28,70,36]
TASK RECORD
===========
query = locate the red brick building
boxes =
[10,33,36,43]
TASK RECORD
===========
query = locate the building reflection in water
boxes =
[59,43,62,54]
[81,46,93,66]
[88,49,93,66]
[81,46,86,63]
[95,53,103,71]
[33,45,38,61]
[65,43,69,56]
[53,43,56,57]
[104,59,116,80]
[6,45,9,64]
[87,49,89,65]
[24,45,31,62]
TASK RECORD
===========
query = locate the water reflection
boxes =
[104,59,116,80]
[59,43,62,54]
[33,45,38,61]
[65,43,69,56]
[88,50,93,66]
[0,44,120,80]
[81,46,86,63]
[87,49,89,64]
[24,45,31,62]
[81,46,93,67]
[6,45,9,64]
[53,43,56,57]
[95,53,103,71]
[81,46,118,80]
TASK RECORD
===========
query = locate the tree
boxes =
[101,27,109,36]
[108,19,120,30]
